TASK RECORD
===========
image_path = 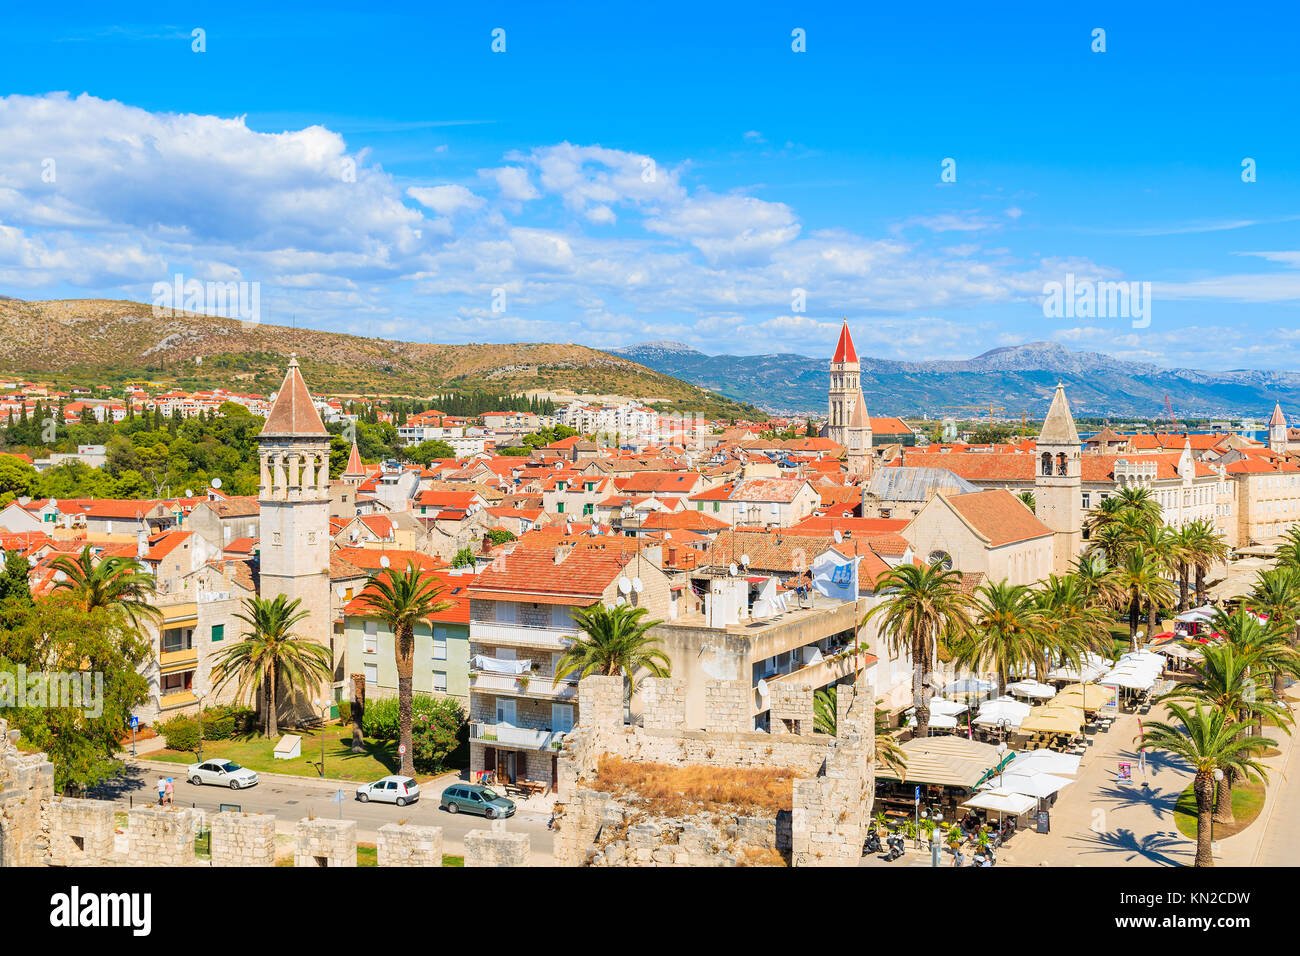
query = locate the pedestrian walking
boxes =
[156,777,166,806]
[164,777,174,805]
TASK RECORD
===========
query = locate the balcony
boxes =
[470,721,567,751]
[159,691,198,710]
[469,620,579,650]
[159,647,198,671]
[470,671,578,701]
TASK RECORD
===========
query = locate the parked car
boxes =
[357,775,420,807]
[440,784,516,819]
[187,759,259,790]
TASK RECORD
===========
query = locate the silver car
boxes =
[187,759,259,790]
[357,775,420,807]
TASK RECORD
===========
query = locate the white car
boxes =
[357,775,420,807]
[187,759,259,790]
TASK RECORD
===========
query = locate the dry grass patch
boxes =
[739,846,788,867]
[591,756,797,815]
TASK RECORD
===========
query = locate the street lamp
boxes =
[317,699,330,777]
[996,741,1008,788]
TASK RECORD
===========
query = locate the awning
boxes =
[962,788,1036,816]
[1006,679,1057,699]
[1019,705,1084,734]
[993,771,1075,799]
[877,736,1012,788]
[1051,683,1116,710]
[1176,605,1216,623]
[904,711,958,729]
[973,699,1032,728]
[1003,749,1080,776]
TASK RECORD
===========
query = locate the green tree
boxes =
[951,580,1047,698]
[0,595,150,792]
[209,596,332,738]
[355,563,449,777]
[555,603,670,697]
[0,550,33,606]
[1139,702,1273,867]
[406,439,456,465]
[49,546,161,633]
[863,561,975,739]
[1115,549,1176,651]
[451,546,476,568]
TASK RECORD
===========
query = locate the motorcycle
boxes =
[863,831,882,855]
[884,834,906,861]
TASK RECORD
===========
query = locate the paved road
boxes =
[90,761,555,863]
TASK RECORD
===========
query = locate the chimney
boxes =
[553,543,574,564]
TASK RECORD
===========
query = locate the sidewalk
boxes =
[1218,694,1300,866]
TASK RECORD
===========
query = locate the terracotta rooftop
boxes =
[943,490,1054,547]
[260,357,328,437]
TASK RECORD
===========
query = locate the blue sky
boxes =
[1,1,1298,368]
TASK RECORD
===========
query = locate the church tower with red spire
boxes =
[826,318,872,471]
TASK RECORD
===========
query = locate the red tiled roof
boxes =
[470,547,630,601]
[944,490,1054,547]
[832,319,858,364]
[260,358,327,437]
[343,571,474,625]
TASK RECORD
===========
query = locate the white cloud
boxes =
[480,166,539,201]
[406,184,484,216]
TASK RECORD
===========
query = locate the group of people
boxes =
[156,777,175,806]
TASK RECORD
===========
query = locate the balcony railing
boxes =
[470,671,578,700]
[470,721,567,751]
[159,647,198,669]
[468,620,580,650]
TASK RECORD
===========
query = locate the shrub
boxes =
[337,700,352,724]
[198,704,256,740]
[159,717,200,755]
[362,693,466,742]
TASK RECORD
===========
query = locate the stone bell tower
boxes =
[257,356,332,658]
[1035,382,1083,574]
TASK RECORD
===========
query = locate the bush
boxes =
[199,704,256,740]
[159,717,200,755]
[362,694,468,772]
[337,700,352,724]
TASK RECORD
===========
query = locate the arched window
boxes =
[1056,452,1068,476]
[1041,452,1052,476]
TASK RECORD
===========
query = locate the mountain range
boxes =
[609,340,1300,418]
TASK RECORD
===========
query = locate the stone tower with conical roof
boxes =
[827,318,868,450]
[1269,403,1288,454]
[257,356,333,672]
[1035,383,1082,573]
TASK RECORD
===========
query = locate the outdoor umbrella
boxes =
[1052,683,1116,710]
[994,771,1075,799]
[904,711,958,729]
[1003,749,1081,776]
[927,697,968,717]
[1019,705,1085,734]
[944,678,994,696]
[1175,604,1216,623]
[1005,679,1057,699]
[973,699,1032,728]
[961,788,1036,816]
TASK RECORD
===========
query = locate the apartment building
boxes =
[466,546,671,791]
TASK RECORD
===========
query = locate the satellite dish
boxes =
[662,532,672,541]
[729,562,739,577]
[185,489,193,498]
[380,555,391,569]
[618,576,632,595]
[54,570,67,583]
[211,477,222,489]
[335,584,346,598]
[740,553,750,567]
[49,498,58,508]
[756,678,769,698]
[27,556,37,567]
[833,529,843,543]
[632,576,643,594]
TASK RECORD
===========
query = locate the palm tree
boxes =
[1249,566,1300,694]
[356,562,449,777]
[813,686,837,735]
[1166,523,1198,613]
[1083,495,1127,539]
[555,603,669,696]
[1070,552,1124,609]
[1273,527,1300,571]
[1185,520,1229,606]
[1115,549,1176,651]
[863,561,975,739]
[1139,702,1273,867]
[1114,485,1162,522]
[1034,574,1113,676]
[1211,606,1300,720]
[1133,522,1176,638]
[1089,524,1133,576]
[875,705,906,778]
[49,545,161,631]
[1160,642,1287,822]
[209,595,332,738]
[951,581,1047,697]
